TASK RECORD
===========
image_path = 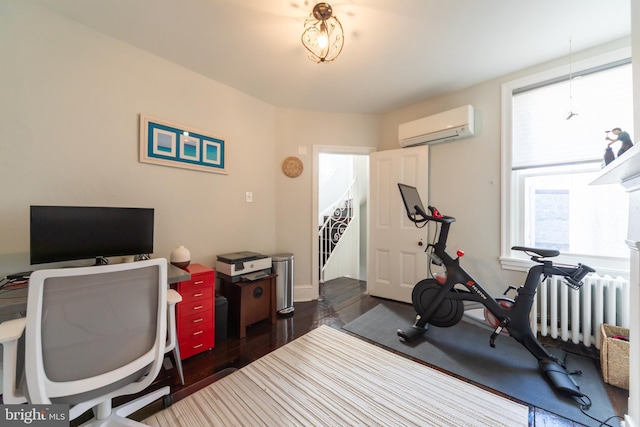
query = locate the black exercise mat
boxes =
[343,302,618,427]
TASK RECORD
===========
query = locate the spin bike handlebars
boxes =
[566,264,596,288]
[421,205,595,290]
[409,205,455,224]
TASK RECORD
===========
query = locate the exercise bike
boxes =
[396,183,595,398]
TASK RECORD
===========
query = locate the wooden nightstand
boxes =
[218,273,276,339]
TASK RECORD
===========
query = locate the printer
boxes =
[216,251,272,282]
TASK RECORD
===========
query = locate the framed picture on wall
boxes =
[139,114,227,175]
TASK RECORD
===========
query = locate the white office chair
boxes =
[0,258,172,426]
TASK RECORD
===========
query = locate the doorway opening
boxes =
[311,145,375,300]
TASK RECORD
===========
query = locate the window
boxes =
[501,48,632,275]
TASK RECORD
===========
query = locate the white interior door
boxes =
[368,146,429,302]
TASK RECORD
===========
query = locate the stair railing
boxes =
[318,179,357,282]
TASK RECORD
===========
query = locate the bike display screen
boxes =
[398,183,427,220]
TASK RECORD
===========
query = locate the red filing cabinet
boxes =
[174,264,215,360]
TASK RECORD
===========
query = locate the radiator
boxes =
[532,273,630,349]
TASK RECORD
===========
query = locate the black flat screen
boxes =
[30,206,154,264]
[398,183,427,219]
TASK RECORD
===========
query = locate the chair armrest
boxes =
[0,317,27,403]
[0,317,26,344]
[165,289,182,352]
[167,289,182,305]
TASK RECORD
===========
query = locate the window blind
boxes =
[512,62,633,170]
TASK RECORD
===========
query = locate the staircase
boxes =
[318,181,357,282]
[319,200,352,264]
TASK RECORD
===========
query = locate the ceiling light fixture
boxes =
[301,3,344,63]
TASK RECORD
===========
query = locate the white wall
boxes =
[0,3,382,302]
[0,2,277,275]
[634,0,640,155]
[379,37,632,296]
[318,153,353,221]
[627,2,639,425]
[274,109,379,301]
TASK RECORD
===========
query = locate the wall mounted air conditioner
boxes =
[398,105,475,148]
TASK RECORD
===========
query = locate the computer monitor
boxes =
[398,183,428,220]
[30,206,154,265]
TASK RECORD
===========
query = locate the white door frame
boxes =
[307,145,376,301]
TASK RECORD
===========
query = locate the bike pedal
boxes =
[489,331,499,348]
[397,325,426,342]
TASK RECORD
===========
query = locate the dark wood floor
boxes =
[135,277,628,426]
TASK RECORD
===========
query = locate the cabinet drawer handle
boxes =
[193,330,203,336]
[192,344,203,349]
[194,280,204,285]
[193,293,204,297]
[192,318,204,323]
[192,305,204,310]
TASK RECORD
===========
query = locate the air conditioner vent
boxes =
[399,105,474,148]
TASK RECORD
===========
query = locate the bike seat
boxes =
[511,246,560,258]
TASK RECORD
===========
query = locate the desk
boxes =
[0,262,190,389]
[0,263,190,317]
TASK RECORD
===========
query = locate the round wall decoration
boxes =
[282,156,303,178]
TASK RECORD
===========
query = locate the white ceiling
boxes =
[35,0,631,114]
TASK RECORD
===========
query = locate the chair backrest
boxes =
[24,259,168,405]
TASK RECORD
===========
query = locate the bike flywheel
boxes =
[412,279,464,327]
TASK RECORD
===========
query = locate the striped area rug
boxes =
[144,326,528,426]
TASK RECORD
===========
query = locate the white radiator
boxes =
[532,273,630,349]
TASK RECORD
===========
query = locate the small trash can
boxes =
[272,253,294,315]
